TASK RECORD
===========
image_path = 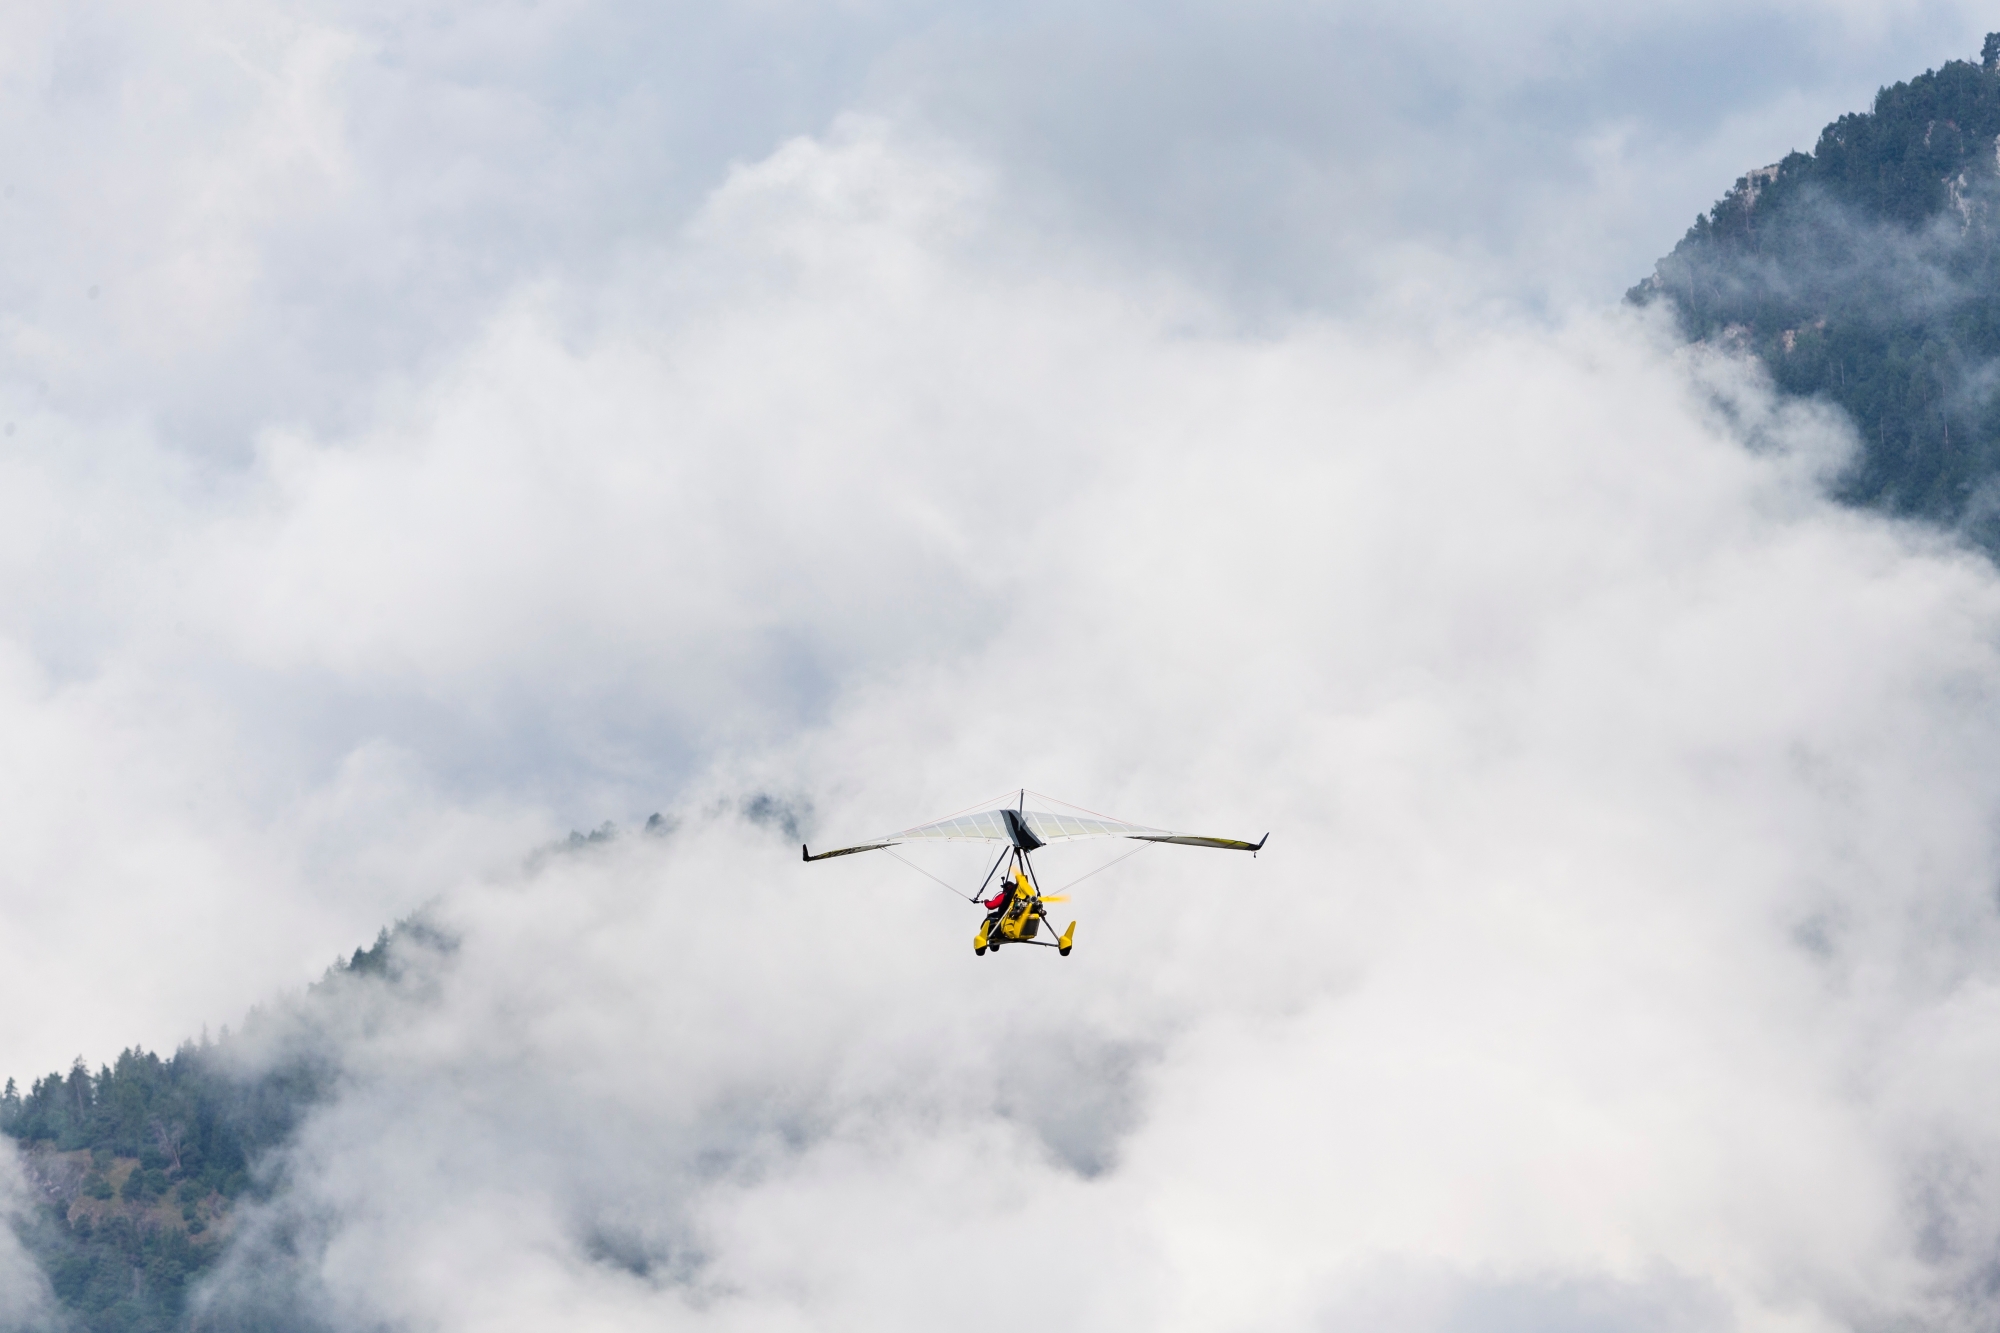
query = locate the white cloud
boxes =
[137,124,2000,1331]
[0,1150,56,1330]
[8,5,2000,1329]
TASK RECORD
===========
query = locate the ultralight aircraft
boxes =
[803,789,1266,956]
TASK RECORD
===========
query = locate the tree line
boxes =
[1,927,415,1333]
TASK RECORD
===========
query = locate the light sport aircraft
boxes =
[803,790,1266,957]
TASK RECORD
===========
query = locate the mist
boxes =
[154,128,2000,1326]
[11,1,2000,1330]
[187,253,2000,1325]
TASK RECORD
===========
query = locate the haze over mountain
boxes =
[15,5,2000,1333]
[1633,35,2000,549]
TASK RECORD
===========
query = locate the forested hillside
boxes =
[0,811,729,1333]
[1631,34,2000,548]
[0,927,420,1333]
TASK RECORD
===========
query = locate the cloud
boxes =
[0,0,1990,460]
[128,122,2000,1330]
[0,1151,57,1331]
[10,6,2000,1329]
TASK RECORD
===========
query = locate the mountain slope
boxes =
[0,926,428,1333]
[1631,34,2000,546]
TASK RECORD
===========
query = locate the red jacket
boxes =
[983,890,1011,910]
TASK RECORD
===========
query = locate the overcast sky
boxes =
[8,3,2000,1329]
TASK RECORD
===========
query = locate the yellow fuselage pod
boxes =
[997,867,1041,942]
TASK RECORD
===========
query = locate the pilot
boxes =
[981,882,1014,930]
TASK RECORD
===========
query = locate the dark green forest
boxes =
[1631,33,2000,547]
[1,816,660,1333]
[0,930,404,1333]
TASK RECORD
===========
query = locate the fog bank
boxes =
[153,125,2000,1332]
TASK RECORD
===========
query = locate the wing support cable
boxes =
[1024,789,1133,824]
[883,848,982,902]
[1049,839,1155,895]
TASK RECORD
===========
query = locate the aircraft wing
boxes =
[803,803,1267,860]
[1125,832,1268,852]
[800,841,896,862]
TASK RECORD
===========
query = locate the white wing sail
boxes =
[803,792,1265,861]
